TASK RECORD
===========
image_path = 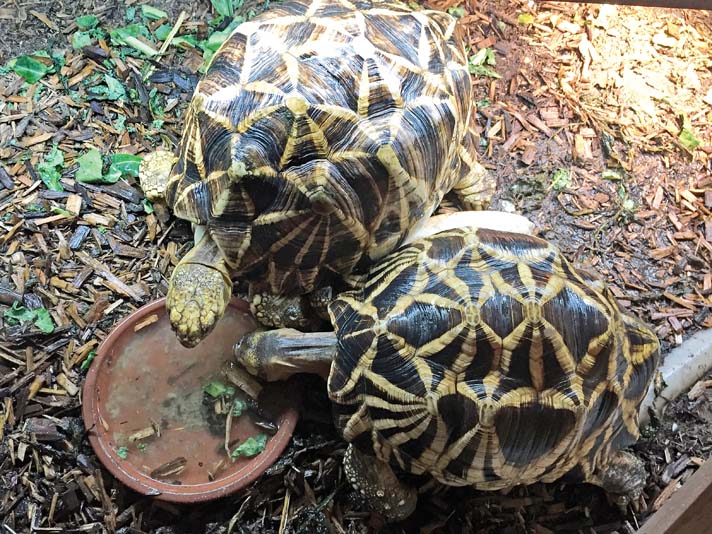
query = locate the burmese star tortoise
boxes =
[235,223,660,521]
[138,0,494,347]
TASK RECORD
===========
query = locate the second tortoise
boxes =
[235,224,661,521]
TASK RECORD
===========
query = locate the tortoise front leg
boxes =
[451,127,495,211]
[167,226,232,347]
[234,329,336,381]
[344,444,418,522]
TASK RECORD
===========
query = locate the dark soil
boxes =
[1,0,711,533]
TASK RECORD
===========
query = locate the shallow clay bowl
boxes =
[82,298,299,503]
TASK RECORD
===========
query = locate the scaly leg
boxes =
[167,226,232,347]
[343,444,418,522]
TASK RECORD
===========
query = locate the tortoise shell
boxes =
[164,0,492,295]
[327,229,660,488]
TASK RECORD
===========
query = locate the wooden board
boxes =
[638,460,712,534]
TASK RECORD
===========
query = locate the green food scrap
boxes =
[550,168,571,190]
[601,169,622,181]
[33,308,56,333]
[141,5,169,20]
[10,55,51,83]
[468,47,501,79]
[116,446,129,459]
[232,399,247,417]
[51,207,73,217]
[142,198,155,214]
[37,145,65,192]
[211,0,244,17]
[679,127,701,152]
[81,350,97,371]
[518,13,535,24]
[4,301,35,323]
[231,434,267,459]
[72,31,95,50]
[88,74,126,101]
[109,153,143,178]
[203,380,230,398]
[75,148,105,183]
[447,6,465,19]
[3,302,55,333]
[154,24,172,41]
[76,15,100,29]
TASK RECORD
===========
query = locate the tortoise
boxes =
[234,218,661,521]
[138,0,494,347]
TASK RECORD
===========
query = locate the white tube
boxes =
[639,328,712,427]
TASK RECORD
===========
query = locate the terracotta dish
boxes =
[82,298,299,503]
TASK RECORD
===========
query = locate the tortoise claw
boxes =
[166,264,231,347]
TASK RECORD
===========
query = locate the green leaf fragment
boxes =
[37,145,65,192]
[468,47,501,79]
[447,6,465,19]
[232,399,247,417]
[110,153,142,177]
[4,301,36,324]
[72,31,95,50]
[33,308,56,333]
[679,127,701,152]
[76,15,100,29]
[203,380,230,398]
[142,198,154,214]
[231,434,267,459]
[88,74,126,101]
[52,207,73,217]
[601,169,622,181]
[154,24,172,41]
[81,350,97,371]
[11,55,50,83]
[518,13,535,24]
[3,302,55,333]
[116,446,129,459]
[622,198,636,211]
[75,149,104,183]
[551,169,571,190]
[141,5,168,20]
[211,0,244,17]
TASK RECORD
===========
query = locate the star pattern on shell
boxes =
[328,228,660,490]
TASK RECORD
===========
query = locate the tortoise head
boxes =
[138,150,177,202]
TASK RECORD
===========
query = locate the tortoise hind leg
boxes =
[344,444,418,523]
[248,287,332,330]
[586,450,647,511]
[450,127,495,211]
[167,227,232,347]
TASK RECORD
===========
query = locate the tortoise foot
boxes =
[167,263,231,347]
[589,450,647,512]
[249,292,323,330]
[343,444,417,523]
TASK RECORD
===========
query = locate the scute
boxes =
[329,228,660,489]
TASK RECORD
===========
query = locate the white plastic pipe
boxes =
[639,328,712,427]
